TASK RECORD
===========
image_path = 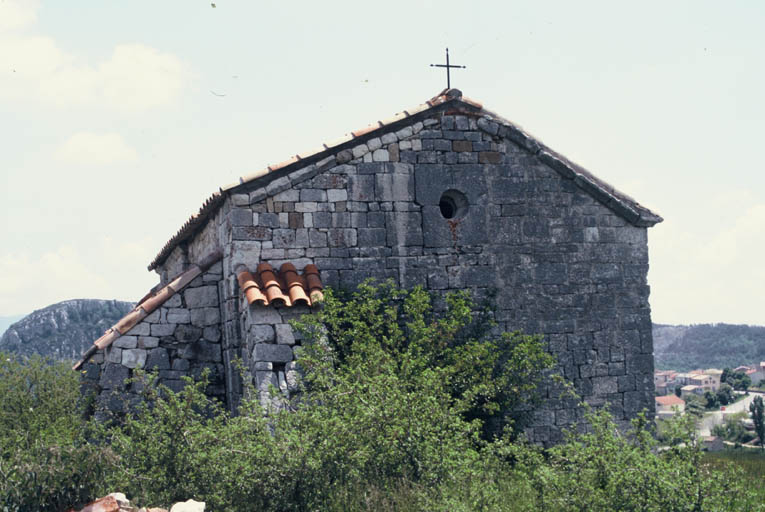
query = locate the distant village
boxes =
[654,362,765,450]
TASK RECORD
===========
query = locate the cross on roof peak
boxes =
[430,48,466,89]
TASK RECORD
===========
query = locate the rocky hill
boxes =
[653,323,765,371]
[0,299,133,361]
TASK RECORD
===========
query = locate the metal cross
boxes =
[430,48,466,89]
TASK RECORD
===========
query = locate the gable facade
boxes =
[77,89,662,445]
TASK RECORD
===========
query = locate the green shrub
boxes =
[2,283,763,511]
[0,353,110,511]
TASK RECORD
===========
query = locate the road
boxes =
[697,391,762,437]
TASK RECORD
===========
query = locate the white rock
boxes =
[170,500,205,512]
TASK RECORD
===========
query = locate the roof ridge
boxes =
[147,89,662,271]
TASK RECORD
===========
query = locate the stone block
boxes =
[151,323,176,337]
[259,212,281,228]
[591,376,618,395]
[138,336,159,349]
[185,286,218,308]
[375,173,414,202]
[328,228,357,247]
[275,324,296,345]
[295,202,318,213]
[357,228,387,247]
[348,174,375,201]
[230,208,253,226]
[106,346,122,364]
[114,335,138,349]
[121,348,147,369]
[250,324,275,344]
[272,229,296,248]
[248,305,283,324]
[172,358,190,371]
[99,363,129,389]
[274,189,299,202]
[385,212,422,246]
[232,226,272,241]
[125,322,151,336]
[367,137,382,150]
[203,326,221,342]
[336,149,353,163]
[253,343,293,363]
[146,348,171,370]
[166,308,191,324]
[190,307,221,327]
[372,149,389,162]
[327,189,348,202]
[182,340,222,362]
[414,164,451,205]
[175,324,203,343]
[352,144,369,158]
[300,189,327,202]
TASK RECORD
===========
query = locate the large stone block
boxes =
[348,175,375,201]
[250,324,275,344]
[122,349,147,369]
[414,164,451,205]
[375,173,414,202]
[182,340,222,362]
[190,307,221,327]
[275,324,296,345]
[175,324,203,343]
[151,323,177,337]
[253,343,293,363]
[385,212,422,246]
[99,363,129,389]
[185,286,219,308]
[166,308,191,324]
[145,348,171,370]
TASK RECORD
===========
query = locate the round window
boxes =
[439,190,468,219]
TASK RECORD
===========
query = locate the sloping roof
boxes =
[148,88,663,271]
[656,395,685,406]
[237,262,323,307]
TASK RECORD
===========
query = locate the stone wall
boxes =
[83,262,226,417]
[240,304,306,409]
[215,111,655,444]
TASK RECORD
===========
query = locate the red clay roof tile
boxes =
[237,262,323,308]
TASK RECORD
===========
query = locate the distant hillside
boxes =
[653,323,765,371]
[0,314,26,338]
[0,299,133,361]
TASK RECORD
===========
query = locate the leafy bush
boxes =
[1,284,764,511]
[0,353,111,511]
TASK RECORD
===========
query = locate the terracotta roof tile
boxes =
[236,262,323,308]
[655,395,685,406]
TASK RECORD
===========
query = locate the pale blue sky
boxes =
[1,1,763,324]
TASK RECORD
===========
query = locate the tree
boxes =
[704,390,719,409]
[750,395,765,450]
[716,383,734,406]
[725,370,752,391]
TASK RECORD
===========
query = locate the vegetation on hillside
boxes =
[0,299,132,360]
[1,284,763,511]
[653,323,765,371]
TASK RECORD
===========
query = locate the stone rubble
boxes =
[71,492,205,512]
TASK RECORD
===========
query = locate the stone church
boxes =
[75,89,662,444]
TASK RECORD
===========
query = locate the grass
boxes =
[702,449,765,502]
